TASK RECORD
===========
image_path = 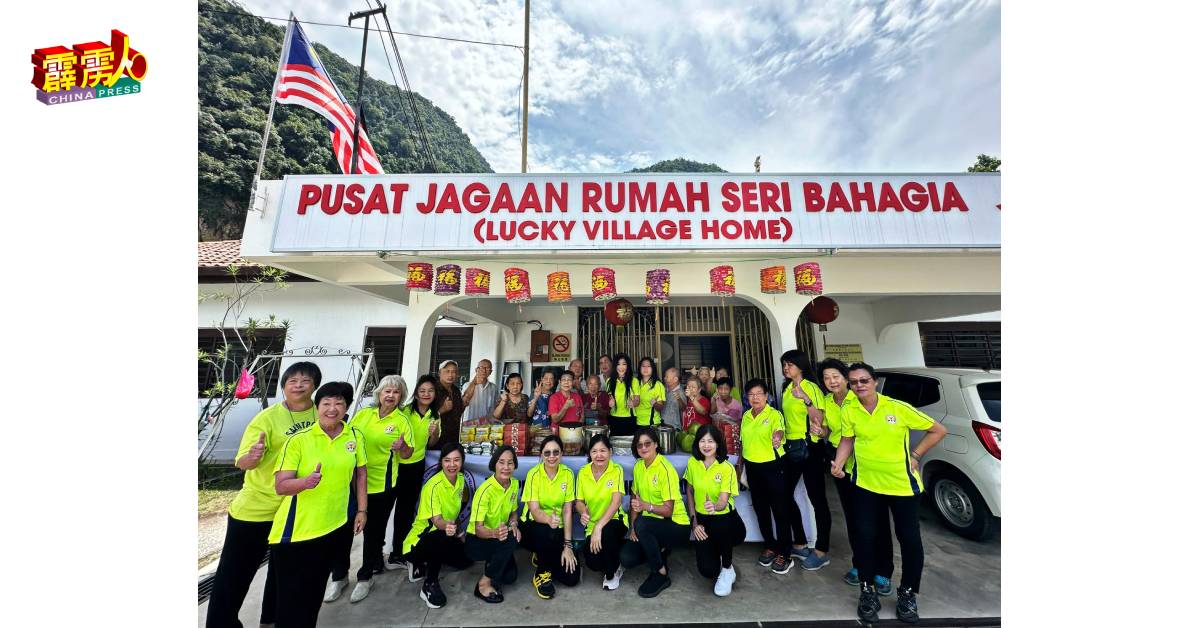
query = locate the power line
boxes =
[199,6,524,51]
[366,1,438,171]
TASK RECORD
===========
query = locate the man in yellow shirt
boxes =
[205,361,320,628]
[831,363,947,625]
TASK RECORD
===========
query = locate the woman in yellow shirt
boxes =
[465,446,522,603]
[606,353,636,436]
[831,363,947,624]
[388,374,442,575]
[620,426,691,598]
[574,434,628,590]
[685,424,745,597]
[518,436,580,599]
[779,349,832,571]
[737,378,794,575]
[400,443,472,609]
[268,381,367,628]
[632,357,666,426]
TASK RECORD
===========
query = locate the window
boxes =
[919,322,1000,370]
[363,327,405,377]
[976,382,1001,422]
[878,372,942,408]
[198,328,285,397]
[429,327,474,383]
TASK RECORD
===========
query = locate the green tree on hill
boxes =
[198,0,492,240]
[628,158,726,173]
[968,154,1001,172]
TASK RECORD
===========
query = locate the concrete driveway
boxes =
[198,477,999,626]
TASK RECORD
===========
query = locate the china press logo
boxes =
[32,29,147,106]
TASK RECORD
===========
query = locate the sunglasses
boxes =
[848,378,874,385]
[542,449,562,456]
[636,440,656,449]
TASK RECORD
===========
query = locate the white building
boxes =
[200,172,999,462]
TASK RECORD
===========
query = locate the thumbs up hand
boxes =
[302,462,323,490]
[247,432,267,464]
[390,435,407,452]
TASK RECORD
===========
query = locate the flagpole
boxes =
[247,13,295,213]
[348,5,387,175]
[521,0,530,173]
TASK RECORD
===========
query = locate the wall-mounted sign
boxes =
[824,343,864,363]
[270,173,1000,252]
[550,333,572,363]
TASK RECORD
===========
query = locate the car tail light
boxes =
[972,421,1001,460]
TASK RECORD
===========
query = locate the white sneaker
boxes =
[714,566,736,597]
[323,578,348,603]
[349,580,372,603]
[603,566,624,590]
[384,556,408,571]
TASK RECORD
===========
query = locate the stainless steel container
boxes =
[655,425,678,455]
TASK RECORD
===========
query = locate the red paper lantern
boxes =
[760,266,787,294]
[803,296,839,325]
[793,262,823,295]
[591,267,617,301]
[547,271,572,303]
[709,265,735,296]
[504,268,531,304]
[406,262,432,291]
[465,268,490,295]
[603,298,635,326]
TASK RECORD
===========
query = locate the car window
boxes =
[878,373,942,408]
[976,382,1000,422]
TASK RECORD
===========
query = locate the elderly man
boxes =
[597,354,613,390]
[461,359,498,423]
[567,359,586,394]
[659,367,684,429]
[433,360,464,446]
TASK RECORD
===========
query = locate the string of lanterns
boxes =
[404,262,825,305]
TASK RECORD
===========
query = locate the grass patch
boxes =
[199,489,238,517]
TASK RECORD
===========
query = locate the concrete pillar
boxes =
[399,296,442,394]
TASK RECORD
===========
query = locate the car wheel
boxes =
[930,470,995,541]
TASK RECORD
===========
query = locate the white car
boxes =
[875,368,1000,541]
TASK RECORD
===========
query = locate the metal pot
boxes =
[654,424,678,455]
[582,425,610,449]
[559,422,585,455]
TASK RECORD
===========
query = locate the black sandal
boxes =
[474,583,503,604]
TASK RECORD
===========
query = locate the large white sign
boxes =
[271,173,1000,252]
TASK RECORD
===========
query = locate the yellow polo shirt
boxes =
[781,379,826,442]
[349,406,415,494]
[633,379,667,426]
[468,475,520,535]
[521,463,576,522]
[268,423,367,544]
[575,462,627,536]
[228,403,316,522]
[843,393,935,497]
[684,457,738,515]
[632,454,690,526]
[399,405,436,464]
[823,392,859,474]
[739,405,785,463]
[610,380,632,418]
[401,470,465,554]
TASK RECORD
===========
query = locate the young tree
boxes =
[968,154,1001,172]
[197,265,290,462]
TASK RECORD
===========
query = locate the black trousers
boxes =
[389,461,425,561]
[582,520,627,579]
[329,521,354,582]
[854,489,921,592]
[694,512,747,579]
[619,515,690,573]
[519,520,581,586]
[269,530,339,628]
[744,458,792,555]
[833,473,893,577]
[407,529,472,582]
[608,414,636,436]
[466,534,519,583]
[785,440,833,552]
[206,516,277,628]
[333,489,400,581]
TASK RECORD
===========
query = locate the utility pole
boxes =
[349,5,387,174]
[521,0,530,173]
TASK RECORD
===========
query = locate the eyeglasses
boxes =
[636,440,656,449]
[542,450,561,456]
[747,392,767,398]
[848,378,873,385]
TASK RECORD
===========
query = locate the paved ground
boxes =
[198,477,999,626]
[199,512,228,570]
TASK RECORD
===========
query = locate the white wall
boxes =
[498,305,580,385]
[813,302,1001,367]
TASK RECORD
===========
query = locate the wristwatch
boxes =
[802,399,812,407]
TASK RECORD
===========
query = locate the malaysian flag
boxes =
[274,18,384,174]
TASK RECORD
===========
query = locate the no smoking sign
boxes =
[550,333,572,362]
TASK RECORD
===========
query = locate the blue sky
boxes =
[237,0,999,173]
